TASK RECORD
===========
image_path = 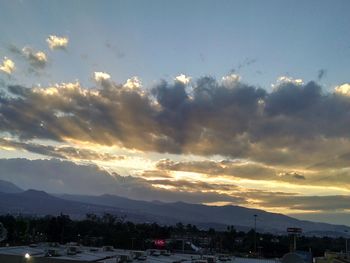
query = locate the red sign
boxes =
[154,239,165,248]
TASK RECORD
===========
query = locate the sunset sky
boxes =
[1,0,350,225]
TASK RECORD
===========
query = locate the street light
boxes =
[345,230,348,256]
[24,253,31,259]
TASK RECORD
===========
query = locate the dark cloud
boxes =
[305,168,350,189]
[8,45,22,55]
[307,151,350,170]
[237,58,257,71]
[264,81,322,116]
[1,77,350,172]
[292,174,305,180]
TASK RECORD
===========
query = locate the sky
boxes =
[1,0,350,225]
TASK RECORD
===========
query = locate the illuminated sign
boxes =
[154,239,165,247]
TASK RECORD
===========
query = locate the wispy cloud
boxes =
[9,45,47,72]
[22,47,47,69]
[0,138,125,161]
[317,69,327,81]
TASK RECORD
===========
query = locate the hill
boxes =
[0,179,348,236]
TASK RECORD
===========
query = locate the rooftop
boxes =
[0,244,279,263]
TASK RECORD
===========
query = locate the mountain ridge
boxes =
[0,179,349,236]
[0,179,23,193]
[54,192,350,235]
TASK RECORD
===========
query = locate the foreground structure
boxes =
[0,243,279,263]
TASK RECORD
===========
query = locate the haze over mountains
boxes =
[0,179,349,237]
[0,179,22,194]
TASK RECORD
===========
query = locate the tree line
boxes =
[0,213,347,258]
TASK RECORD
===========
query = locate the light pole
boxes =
[254,214,257,255]
[347,238,348,255]
[345,230,348,256]
[131,237,135,250]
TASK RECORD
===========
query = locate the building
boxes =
[314,252,350,263]
[0,243,280,263]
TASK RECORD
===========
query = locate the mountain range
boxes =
[0,179,349,237]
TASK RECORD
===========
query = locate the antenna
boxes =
[0,222,7,242]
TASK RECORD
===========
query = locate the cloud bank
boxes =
[1,76,350,164]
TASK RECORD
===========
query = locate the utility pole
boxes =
[254,214,257,255]
[345,230,348,256]
[131,238,135,250]
[287,228,302,252]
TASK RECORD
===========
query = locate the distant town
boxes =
[0,214,349,263]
